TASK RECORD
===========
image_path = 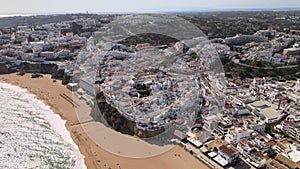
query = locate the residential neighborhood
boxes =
[0,13,299,169]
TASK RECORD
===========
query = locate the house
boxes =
[215,118,232,136]
[266,159,289,169]
[254,29,277,39]
[233,109,251,118]
[200,138,227,153]
[224,34,267,46]
[17,25,32,32]
[283,48,300,55]
[174,118,185,125]
[275,144,300,169]
[57,50,70,59]
[237,140,254,156]
[203,114,222,131]
[225,87,238,95]
[225,127,253,144]
[31,56,45,62]
[247,150,267,168]
[40,51,56,60]
[109,44,135,53]
[253,77,272,86]
[242,117,266,133]
[214,145,238,166]
[271,140,292,154]
[186,129,214,148]
[67,83,78,91]
[79,77,100,97]
[66,32,74,37]
[281,112,300,142]
[237,134,270,168]
[173,129,186,141]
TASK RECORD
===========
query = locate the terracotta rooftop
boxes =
[219,145,236,157]
[268,141,277,147]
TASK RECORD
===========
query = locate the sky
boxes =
[1,0,300,14]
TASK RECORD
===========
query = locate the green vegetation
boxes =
[158,55,179,67]
[134,84,152,98]
[118,33,179,47]
[62,73,70,85]
[242,60,281,67]
[266,123,275,135]
[278,131,297,141]
[61,22,83,35]
[0,14,104,29]
[55,58,67,62]
[180,11,300,39]
[223,59,300,80]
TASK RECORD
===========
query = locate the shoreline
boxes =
[0,73,209,169]
[0,82,86,168]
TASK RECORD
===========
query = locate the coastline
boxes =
[0,14,34,18]
[0,82,86,168]
[0,73,209,169]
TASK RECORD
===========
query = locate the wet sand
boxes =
[0,73,209,169]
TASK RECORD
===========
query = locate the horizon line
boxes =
[0,7,300,16]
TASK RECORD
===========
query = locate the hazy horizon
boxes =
[0,8,299,17]
[1,0,300,14]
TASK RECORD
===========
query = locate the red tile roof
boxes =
[219,145,236,156]
[268,141,277,147]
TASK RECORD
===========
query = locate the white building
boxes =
[253,77,272,86]
[40,51,56,60]
[283,48,300,55]
[79,77,100,97]
[244,119,266,133]
[248,100,283,123]
[217,145,238,165]
[225,127,253,144]
[203,114,222,131]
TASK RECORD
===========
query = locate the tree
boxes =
[62,73,69,85]
[267,148,277,158]
[70,22,83,35]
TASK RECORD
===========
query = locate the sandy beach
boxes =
[0,73,209,169]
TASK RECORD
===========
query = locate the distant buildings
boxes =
[253,77,272,86]
[40,51,56,60]
[283,47,300,56]
[254,29,277,39]
[224,34,267,46]
[0,14,299,169]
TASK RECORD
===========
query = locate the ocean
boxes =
[0,14,33,18]
[0,82,86,169]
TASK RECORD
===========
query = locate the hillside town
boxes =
[0,14,299,169]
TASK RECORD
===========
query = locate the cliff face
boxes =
[134,127,165,138]
[0,63,9,74]
[20,62,58,74]
[93,92,135,136]
[93,92,165,138]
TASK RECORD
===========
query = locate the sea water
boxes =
[0,82,86,169]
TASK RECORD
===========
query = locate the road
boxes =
[232,58,299,70]
[183,143,223,169]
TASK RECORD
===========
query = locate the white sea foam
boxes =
[0,82,86,169]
